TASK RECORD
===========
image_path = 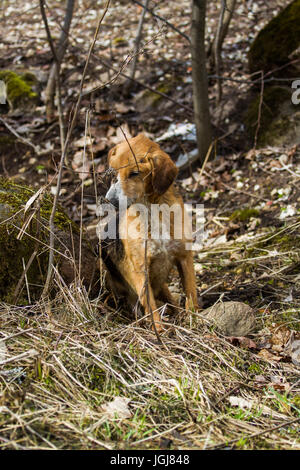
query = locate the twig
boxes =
[128,0,150,83]
[13,250,38,304]
[131,0,190,42]
[207,417,300,450]
[215,0,226,104]
[254,70,264,149]
[0,117,40,153]
[119,126,140,171]
[82,51,194,116]
[39,0,66,150]
[0,349,38,366]
[44,0,75,123]
[79,109,89,279]
[219,180,269,202]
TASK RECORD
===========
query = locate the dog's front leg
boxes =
[128,268,163,332]
[124,245,163,332]
[177,253,198,311]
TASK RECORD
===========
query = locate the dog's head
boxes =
[105,134,178,205]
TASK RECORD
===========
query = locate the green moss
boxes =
[230,207,260,222]
[112,37,128,46]
[0,70,38,109]
[244,86,291,145]
[0,177,79,303]
[136,78,178,111]
[248,0,300,74]
[139,85,172,108]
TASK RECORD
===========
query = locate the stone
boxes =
[0,177,100,303]
[202,301,256,336]
[248,0,300,74]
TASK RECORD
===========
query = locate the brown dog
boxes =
[102,134,197,332]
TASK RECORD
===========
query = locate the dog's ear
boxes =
[150,151,178,195]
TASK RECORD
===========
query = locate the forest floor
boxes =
[0,0,300,450]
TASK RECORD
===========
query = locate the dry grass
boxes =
[1,236,299,450]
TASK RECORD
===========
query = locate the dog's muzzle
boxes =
[105,177,133,208]
[105,179,122,207]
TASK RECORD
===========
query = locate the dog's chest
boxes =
[148,239,182,286]
[148,238,181,259]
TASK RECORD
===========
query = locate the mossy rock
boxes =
[135,79,177,112]
[0,178,100,303]
[248,0,300,74]
[0,69,38,112]
[244,85,300,146]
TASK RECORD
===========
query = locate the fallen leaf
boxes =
[270,324,291,352]
[74,136,94,147]
[269,159,281,169]
[258,349,282,362]
[24,186,45,213]
[228,396,253,409]
[92,140,107,153]
[101,397,132,419]
[268,375,290,391]
[254,375,267,384]
[228,396,286,418]
[115,102,132,113]
[226,336,257,349]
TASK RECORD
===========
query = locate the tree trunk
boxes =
[129,0,149,82]
[191,0,212,164]
[45,0,75,121]
[210,0,237,68]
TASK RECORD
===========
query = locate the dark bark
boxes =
[44,0,75,121]
[191,0,212,164]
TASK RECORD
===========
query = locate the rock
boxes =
[248,0,300,75]
[135,77,179,112]
[202,301,256,336]
[291,339,300,367]
[0,177,100,303]
[0,70,38,113]
[244,86,300,147]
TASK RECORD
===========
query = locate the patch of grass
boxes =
[1,217,300,450]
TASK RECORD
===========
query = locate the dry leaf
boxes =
[101,397,132,419]
[74,136,94,148]
[228,396,253,409]
[258,349,282,362]
[24,187,45,213]
[270,324,291,352]
[228,396,285,418]
[226,336,257,349]
[268,375,289,391]
[254,375,268,385]
[115,102,132,113]
[92,140,107,153]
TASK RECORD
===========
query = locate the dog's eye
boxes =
[129,170,140,178]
